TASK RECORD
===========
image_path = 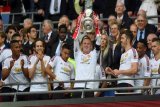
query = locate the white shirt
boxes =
[2,54,29,91]
[0,48,12,62]
[48,56,75,88]
[118,48,138,86]
[55,40,63,56]
[93,64,106,90]
[150,58,160,87]
[135,55,151,93]
[50,0,61,14]
[28,54,50,92]
[74,49,98,89]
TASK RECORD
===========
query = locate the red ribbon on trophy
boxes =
[72,11,101,40]
[72,12,84,39]
[93,12,101,37]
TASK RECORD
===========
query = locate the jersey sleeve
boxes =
[48,56,57,68]
[23,55,29,68]
[96,65,106,80]
[44,56,51,67]
[69,63,75,80]
[28,55,36,69]
[131,48,138,63]
[144,56,151,77]
[2,58,10,69]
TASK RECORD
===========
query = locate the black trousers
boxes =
[52,86,71,99]
[1,87,30,102]
[116,83,134,93]
[71,88,94,98]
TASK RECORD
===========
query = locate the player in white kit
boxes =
[135,40,151,94]
[108,29,138,93]
[2,40,29,101]
[28,39,51,100]
[150,38,160,94]
[46,43,75,99]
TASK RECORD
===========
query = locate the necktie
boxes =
[54,0,58,12]
[45,35,48,43]
[139,31,143,41]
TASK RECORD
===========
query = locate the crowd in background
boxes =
[0,0,160,102]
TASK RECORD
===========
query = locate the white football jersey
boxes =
[135,55,151,93]
[48,56,75,88]
[28,54,50,92]
[2,54,29,91]
[118,48,138,86]
[74,49,98,89]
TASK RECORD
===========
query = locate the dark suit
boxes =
[93,0,117,18]
[50,34,74,58]
[38,0,67,21]
[111,43,122,70]
[67,0,79,20]
[22,42,34,56]
[115,13,133,29]
[146,24,157,33]
[134,28,151,48]
[42,30,58,57]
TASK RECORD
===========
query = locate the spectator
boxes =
[137,10,157,33]
[50,24,74,58]
[93,0,117,18]
[139,0,158,25]
[130,24,138,48]
[23,18,33,29]
[115,1,133,29]
[23,26,38,56]
[109,22,122,70]
[67,0,79,20]
[106,15,117,36]
[37,0,67,21]
[41,19,57,57]
[135,14,154,46]
[5,25,17,48]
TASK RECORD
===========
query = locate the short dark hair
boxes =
[10,40,19,47]
[11,33,21,40]
[62,43,71,51]
[137,39,148,48]
[58,24,67,33]
[5,25,17,33]
[27,25,37,33]
[120,28,133,43]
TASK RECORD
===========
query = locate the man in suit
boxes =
[115,1,133,29]
[51,24,74,58]
[42,19,57,57]
[135,14,155,47]
[37,0,68,21]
